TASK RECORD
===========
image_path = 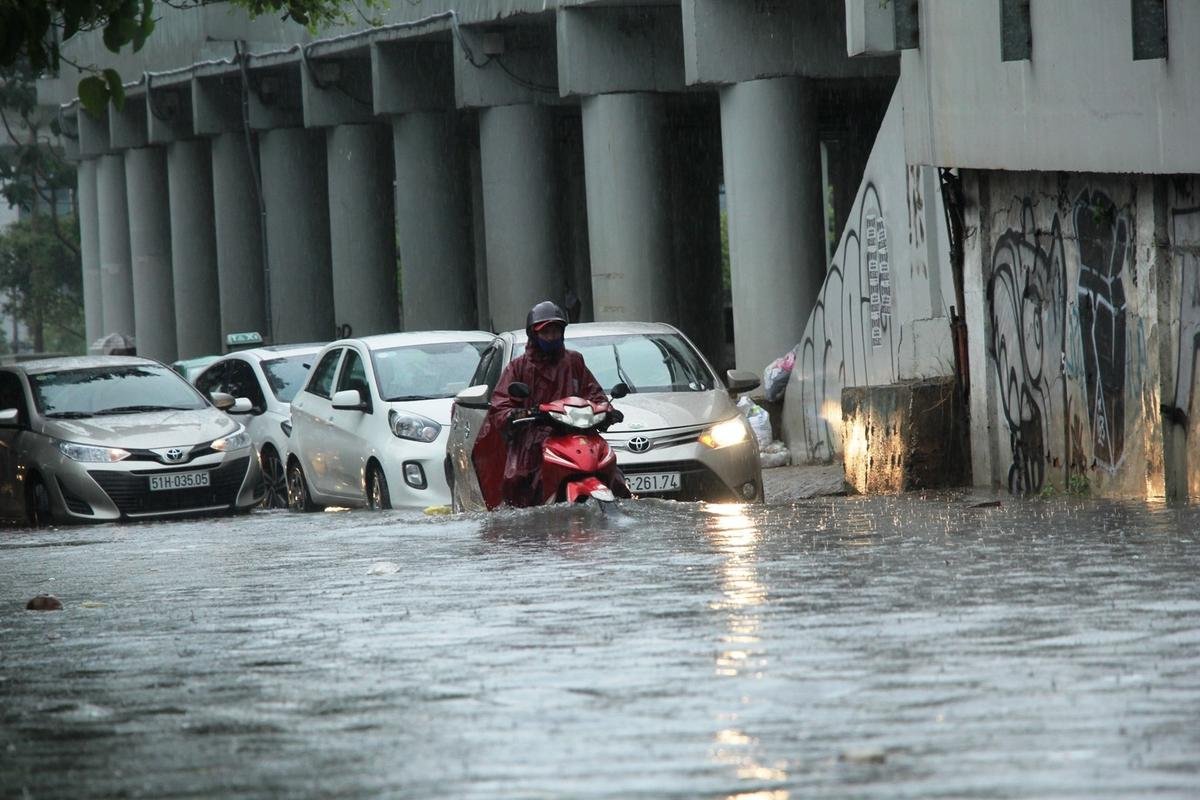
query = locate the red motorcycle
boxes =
[508,381,631,504]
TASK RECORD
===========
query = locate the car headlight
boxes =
[699,417,749,449]
[389,410,441,443]
[212,426,251,452]
[57,440,130,463]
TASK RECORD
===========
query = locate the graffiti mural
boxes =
[1168,198,1200,425]
[1073,189,1131,468]
[987,199,1067,494]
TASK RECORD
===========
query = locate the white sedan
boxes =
[286,331,492,511]
[193,343,324,509]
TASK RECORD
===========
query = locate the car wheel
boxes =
[259,446,288,509]
[366,463,391,511]
[286,460,321,513]
[26,474,52,527]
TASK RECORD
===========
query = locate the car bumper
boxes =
[610,435,763,503]
[45,447,263,523]
[378,433,453,510]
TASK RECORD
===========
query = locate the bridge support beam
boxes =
[124,146,178,362]
[327,123,398,337]
[96,153,135,339]
[167,139,222,358]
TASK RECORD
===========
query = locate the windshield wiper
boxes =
[612,344,636,393]
[94,405,192,415]
[44,411,94,419]
[385,394,435,402]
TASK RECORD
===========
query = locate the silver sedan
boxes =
[0,356,262,525]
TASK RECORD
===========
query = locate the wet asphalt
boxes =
[1,494,1198,799]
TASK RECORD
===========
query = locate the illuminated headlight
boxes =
[57,441,130,463]
[699,417,749,449]
[389,410,441,443]
[550,406,603,428]
[212,426,251,452]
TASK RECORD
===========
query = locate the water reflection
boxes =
[704,503,790,797]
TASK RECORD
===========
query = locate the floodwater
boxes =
[1,495,1198,799]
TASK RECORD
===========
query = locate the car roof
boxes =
[503,321,682,341]
[334,330,495,350]
[15,355,161,375]
[219,343,326,362]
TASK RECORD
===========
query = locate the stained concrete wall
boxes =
[1162,177,1200,500]
[783,88,954,463]
[965,171,1174,499]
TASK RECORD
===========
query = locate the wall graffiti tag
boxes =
[1073,189,1130,469]
[987,199,1067,495]
[866,211,892,348]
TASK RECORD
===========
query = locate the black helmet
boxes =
[525,300,568,336]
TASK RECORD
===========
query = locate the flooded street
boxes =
[2,496,1198,799]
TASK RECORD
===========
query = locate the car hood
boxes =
[386,397,455,426]
[40,408,241,448]
[606,391,736,433]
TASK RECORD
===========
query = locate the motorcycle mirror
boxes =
[610,382,629,399]
[508,381,531,399]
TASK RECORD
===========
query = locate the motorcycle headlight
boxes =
[389,410,441,443]
[699,417,749,449]
[212,426,251,452]
[57,440,131,463]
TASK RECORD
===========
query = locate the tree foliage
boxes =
[0,0,377,116]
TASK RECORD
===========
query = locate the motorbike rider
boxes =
[474,300,626,508]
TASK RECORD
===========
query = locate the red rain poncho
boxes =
[471,340,608,509]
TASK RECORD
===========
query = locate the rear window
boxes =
[30,365,207,417]
[512,333,715,393]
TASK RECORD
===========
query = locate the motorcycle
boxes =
[506,380,631,505]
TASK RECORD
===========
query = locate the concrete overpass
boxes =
[43,0,896,370]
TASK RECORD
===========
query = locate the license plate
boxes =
[149,471,211,491]
[626,472,681,493]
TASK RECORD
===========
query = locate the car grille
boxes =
[619,459,742,502]
[606,427,704,452]
[88,457,250,516]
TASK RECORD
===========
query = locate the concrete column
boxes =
[582,93,673,323]
[720,77,826,375]
[77,159,103,350]
[211,132,266,340]
[391,112,474,331]
[167,140,222,358]
[479,104,560,332]
[468,141,488,330]
[96,153,135,338]
[259,127,334,344]
[124,147,178,362]
[327,124,398,337]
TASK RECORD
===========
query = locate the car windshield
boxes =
[513,333,716,393]
[30,365,208,417]
[372,341,489,401]
[261,354,314,403]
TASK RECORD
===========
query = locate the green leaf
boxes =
[78,76,109,118]
[103,69,126,112]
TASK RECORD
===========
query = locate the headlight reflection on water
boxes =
[704,504,789,796]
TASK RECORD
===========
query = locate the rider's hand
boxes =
[607,408,624,425]
[507,408,533,426]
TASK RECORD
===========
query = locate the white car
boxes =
[193,343,324,509]
[286,331,493,511]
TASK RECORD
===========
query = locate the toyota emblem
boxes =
[628,436,652,454]
[165,447,184,462]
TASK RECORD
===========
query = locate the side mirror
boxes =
[331,389,367,411]
[210,391,236,411]
[454,383,491,409]
[230,397,254,414]
[0,408,19,426]
[610,382,629,399]
[508,381,531,400]
[725,369,761,395]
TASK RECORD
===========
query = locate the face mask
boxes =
[534,336,564,354]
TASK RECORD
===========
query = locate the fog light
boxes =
[740,481,757,500]
[403,461,427,489]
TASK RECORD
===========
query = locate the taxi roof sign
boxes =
[226,331,264,347]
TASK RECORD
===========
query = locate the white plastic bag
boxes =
[759,440,791,469]
[736,396,773,451]
[762,351,796,403]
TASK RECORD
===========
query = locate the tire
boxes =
[366,463,391,511]
[26,474,52,527]
[259,446,288,510]
[286,460,322,513]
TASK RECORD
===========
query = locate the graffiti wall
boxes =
[976,173,1166,497]
[782,89,955,463]
[1166,177,1200,498]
